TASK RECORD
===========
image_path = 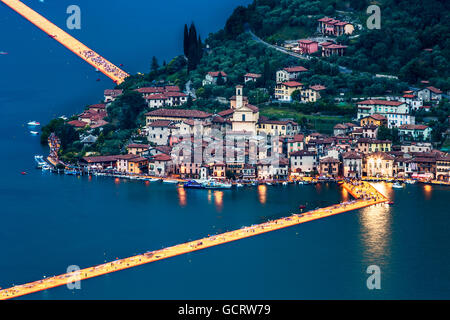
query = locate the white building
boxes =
[356,99,414,128]
[289,150,318,175]
[276,66,308,83]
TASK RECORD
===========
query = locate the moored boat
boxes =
[392,182,404,189]
[163,179,179,184]
[183,180,204,189]
[27,121,40,126]
[202,179,232,189]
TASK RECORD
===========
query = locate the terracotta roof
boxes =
[342,151,363,159]
[244,73,261,78]
[208,71,227,77]
[145,108,212,119]
[399,124,429,130]
[289,134,304,143]
[284,66,308,73]
[309,85,326,91]
[334,123,348,130]
[145,94,167,100]
[282,81,303,87]
[357,100,404,106]
[426,86,442,94]
[67,120,86,128]
[320,157,340,163]
[136,87,165,94]
[153,154,171,161]
[164,85,180,92]
[147,120,175,128]
[166,91,187,98]
[298,39,317,44]
[365,114,387,121]
[218,109,235,117]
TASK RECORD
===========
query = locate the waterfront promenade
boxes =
[1,0,128,84]
[0,181,387,300]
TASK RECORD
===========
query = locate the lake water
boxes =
[0,0,449,299]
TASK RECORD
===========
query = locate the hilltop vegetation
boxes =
[225,0,450,89]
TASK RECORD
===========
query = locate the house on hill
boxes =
[276,66,308,83]
[203,71,228,85]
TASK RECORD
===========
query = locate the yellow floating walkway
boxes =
[0,181,388,300]
[1,0,128,84]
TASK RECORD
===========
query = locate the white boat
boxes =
[282,181,288,186]
[266,182,272,186]
[392,182,404,189]
[163,179,178,184]
[406,179,417,184]
[59,115,68,121]
[42,164,51,171]
[202,179,232,189]
[30,131,39,135]
[34,155,46,168]
[27,121,40,126]
[236,183,244,187]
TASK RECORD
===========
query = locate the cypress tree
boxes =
[183,24,189,57]
[151,56,159,73]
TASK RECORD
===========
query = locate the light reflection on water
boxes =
[257,185,267,205]
[423,184,432,200]
[359,183,392,264]
[177,187,186,207]
[214,191,223,211]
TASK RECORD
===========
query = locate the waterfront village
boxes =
[40,15,450,186]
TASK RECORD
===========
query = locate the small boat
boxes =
[34,155,46,168]
[282,181,288,186]
[21,171,27,175]
[59,115,68,121]
[299,205,306,210]
[266,182,272,186]
[96,78,101,82]
[30,131,39,135]
[236,183,244,187]
[392,182,404,189]
[298,181,307,185]
[42,165,51,171]
[183,180,204,189]
[95,68,100,72]
[388,201,394,205]
[27,121,40,126]
[147,178,161,182]
[202,179,232,189]
[163,179,178,184]
[406,179,416,184]
[0,51,8,55]
[48,34,56,38]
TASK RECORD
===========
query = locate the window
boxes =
[242,114,246,121]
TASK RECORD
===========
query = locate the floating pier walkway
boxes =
[1,0,128,84]
[0,181,388,300]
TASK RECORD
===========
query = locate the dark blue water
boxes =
[1,1,449,299]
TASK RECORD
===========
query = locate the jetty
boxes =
[1,0,128,84]
[0,181,388,300]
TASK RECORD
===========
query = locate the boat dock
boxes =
[0,181,388,300]
[1,0,128,84]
